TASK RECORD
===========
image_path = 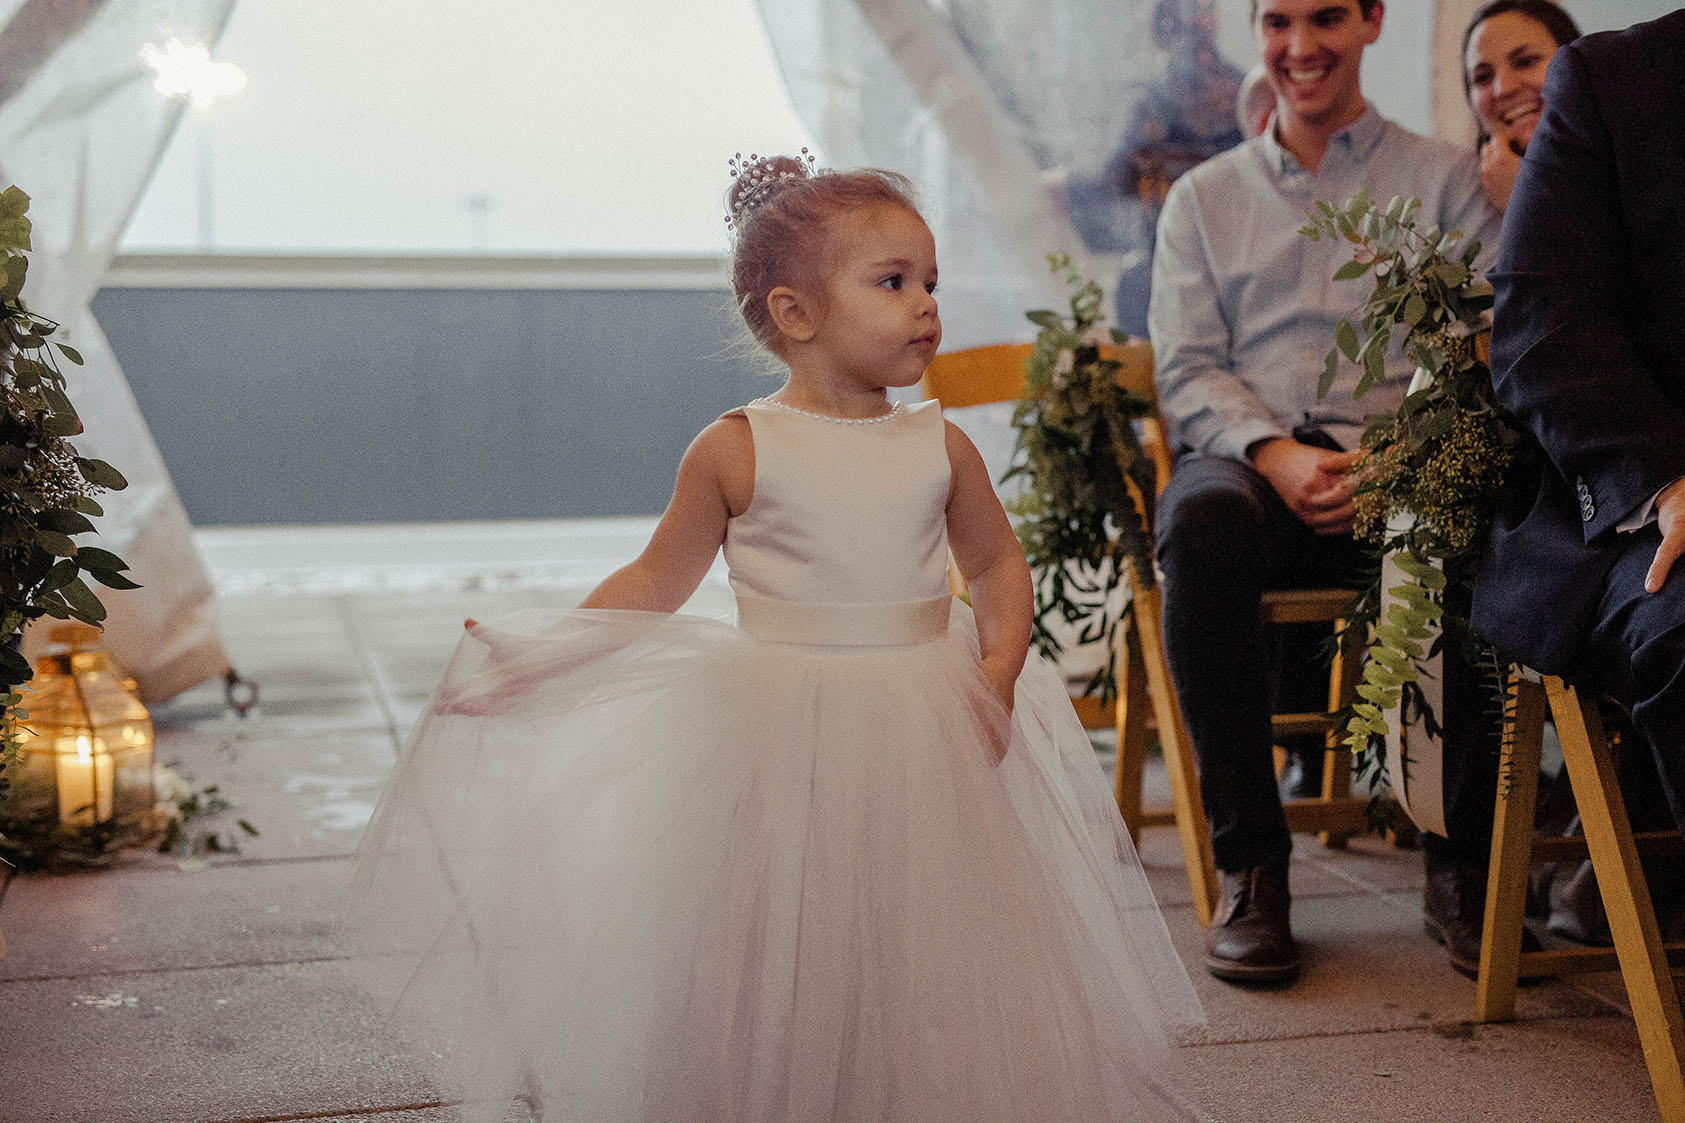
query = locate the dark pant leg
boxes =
[1575,526,1685,834]
[1155,455,1366,872]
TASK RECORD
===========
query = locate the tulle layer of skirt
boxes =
[336,602,1205,1122]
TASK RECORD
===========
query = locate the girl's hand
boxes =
[433,620,550,716]
[1479,136,1522,214]
[979,656,1018,764]
[980,656,1018,713]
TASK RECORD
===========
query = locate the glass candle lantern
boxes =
[9,626,154,831]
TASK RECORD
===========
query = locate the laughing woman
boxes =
[1462,0,1582,213]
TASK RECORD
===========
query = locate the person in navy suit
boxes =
[1474,10,1685,833]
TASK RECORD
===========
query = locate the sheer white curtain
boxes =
[0,0,235,701]
[751,0,1217,351]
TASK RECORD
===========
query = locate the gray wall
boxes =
[91,283,774,526]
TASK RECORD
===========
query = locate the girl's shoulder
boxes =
[681,414,755,517]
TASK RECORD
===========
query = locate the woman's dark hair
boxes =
[1461,0,1582,107]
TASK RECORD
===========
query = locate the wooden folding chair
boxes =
[1476,670,1685,1122]
[921,342,1374,927]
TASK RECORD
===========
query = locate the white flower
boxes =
[1052,348,1075,388]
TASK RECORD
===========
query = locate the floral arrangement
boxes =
[0,186,135,773]
[1300,188,1525,761]
[1003,253,1155,700]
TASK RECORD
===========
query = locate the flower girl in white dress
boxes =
[337,153,1207,1122]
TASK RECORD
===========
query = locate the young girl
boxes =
[337,154,1206,1122]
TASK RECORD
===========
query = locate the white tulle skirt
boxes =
[336,600,1206,1123]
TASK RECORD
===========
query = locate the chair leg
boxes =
[1114,631,1151,844]
[1131,581,1219,927]
[1476,672,1547,1023]
[1317,621,1367,848]
[1547,677,1685,1122]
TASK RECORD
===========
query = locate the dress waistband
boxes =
[734,593,952,647]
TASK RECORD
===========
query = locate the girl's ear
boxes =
[767,285,817,343]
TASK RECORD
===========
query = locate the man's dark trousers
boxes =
[1157,455,1500,872]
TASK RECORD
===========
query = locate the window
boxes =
[121,0,814,255]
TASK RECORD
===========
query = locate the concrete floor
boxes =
[0,520,1669,1122]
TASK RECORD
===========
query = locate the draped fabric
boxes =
[752,0,1252,350]
[0,0,235,700]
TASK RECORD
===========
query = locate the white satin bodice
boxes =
[723,399,952,644]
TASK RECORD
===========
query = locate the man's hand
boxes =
[1249,438,1362,536]
[1644,476,1685,593]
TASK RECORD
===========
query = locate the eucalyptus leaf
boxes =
[75,458,127,490]
[1402,293,1427,327]
[1358,342,1386,397]
[41,557,77,592]
[0,643,30,682]
[1335,319,1360,361]
[0,255,24,303]
[59,577,107,623]
[33,529,75,557]
[0,185,30,250]
[1318,348,1341,400]
[36,508,95,536]
[85,567,142,594]
[75,545,126,571]
[34,592,70,619]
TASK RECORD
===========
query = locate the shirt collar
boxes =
[1261,102,1384,175]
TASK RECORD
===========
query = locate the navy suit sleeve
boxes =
[1489,40,1685,542]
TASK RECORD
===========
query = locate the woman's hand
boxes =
[1479,136,1522,214]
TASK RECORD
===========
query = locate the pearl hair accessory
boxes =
[725,148,816,232]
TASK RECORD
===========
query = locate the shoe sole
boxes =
[1422,916,1479,976]
[1203,954,1300,983]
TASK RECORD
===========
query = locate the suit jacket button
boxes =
[1576,477,1595,522]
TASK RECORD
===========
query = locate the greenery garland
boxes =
[1003,253,1155,701]
[0,187,135,780]
[1300,188,1526,762]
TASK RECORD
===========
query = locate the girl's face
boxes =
[806,204,941,393]
[1465,11,1559,152]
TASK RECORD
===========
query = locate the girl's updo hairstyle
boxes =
[726,150,921,355]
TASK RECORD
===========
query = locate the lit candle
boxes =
[55,735,114,825]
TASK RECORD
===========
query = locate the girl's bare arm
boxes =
[942,420,1031,711]
[580,415,753,612]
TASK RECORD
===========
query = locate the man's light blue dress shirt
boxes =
[1148,104,1501,463]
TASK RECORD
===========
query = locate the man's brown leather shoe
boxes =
[1423,858,1543,978]
[1203,861,1300,983]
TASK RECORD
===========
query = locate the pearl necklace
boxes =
[754,397,903,425]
